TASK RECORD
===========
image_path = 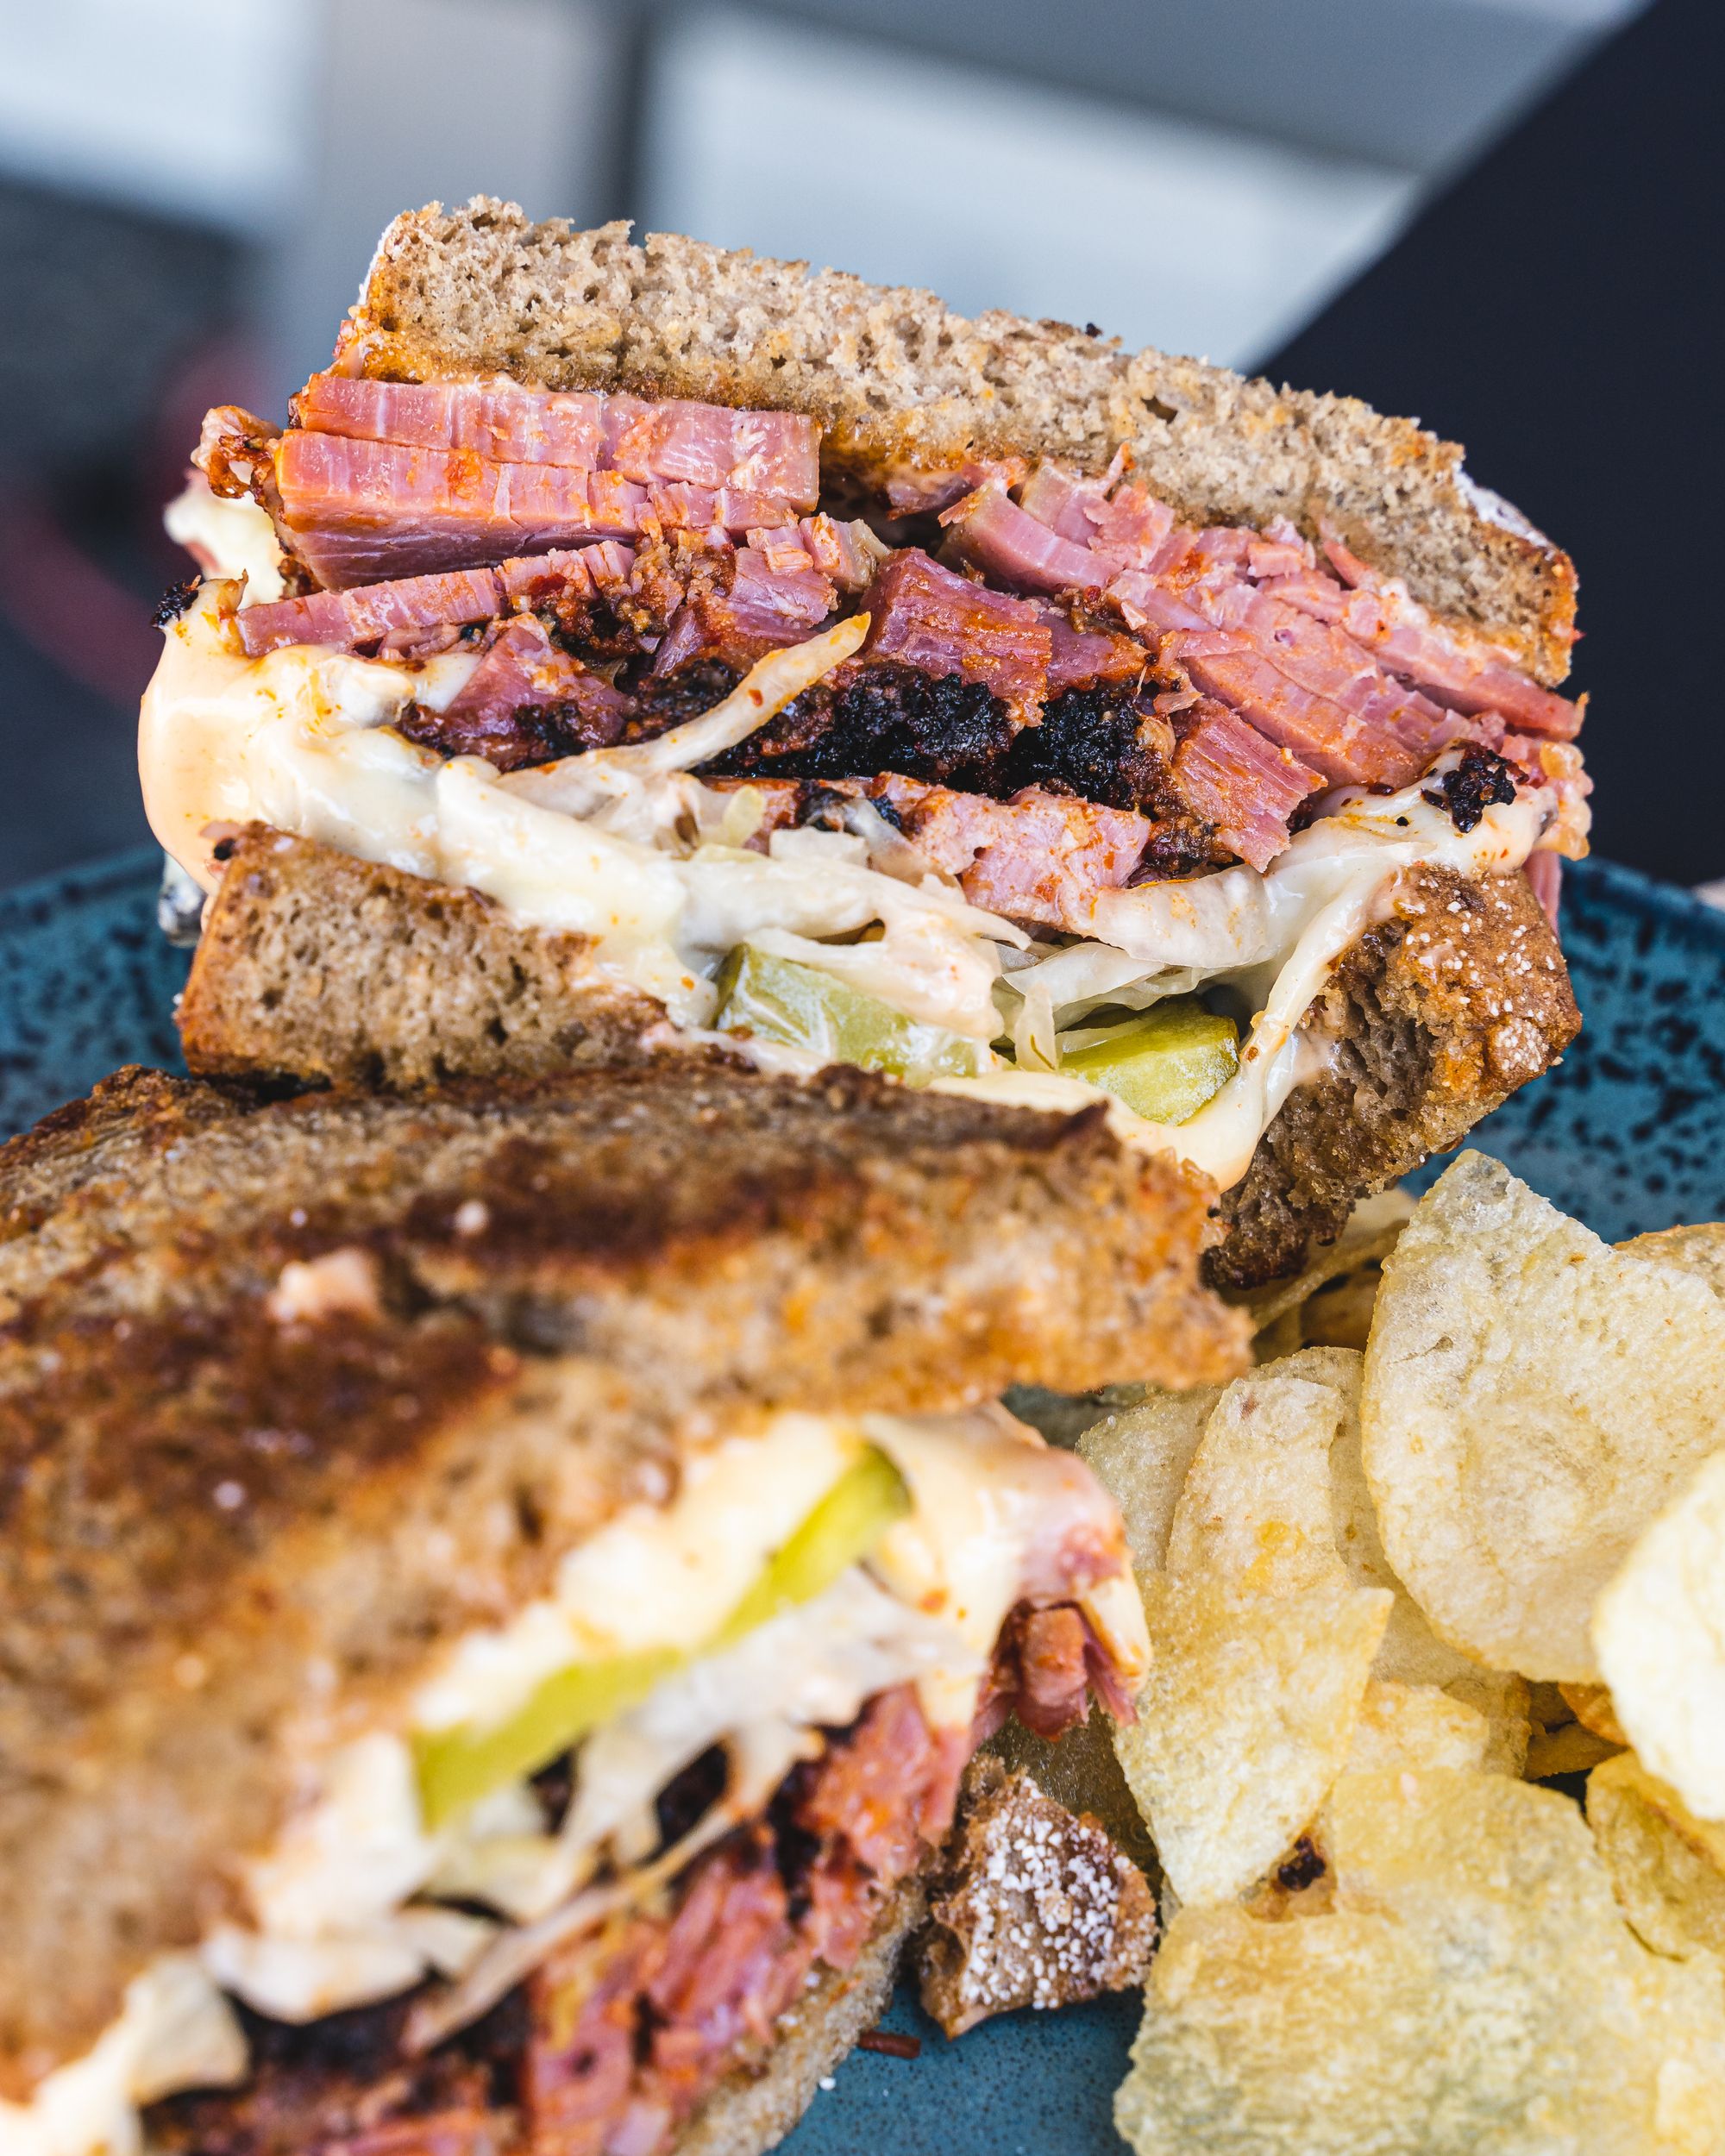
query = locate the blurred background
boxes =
[0,0,1717,891]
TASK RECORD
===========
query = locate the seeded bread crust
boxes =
[1208,862,1581,1289]
[0,1060,1244,2091]
[174,831,1578,1290]
[341,198,1576,684]
[916,1755,1157,2038]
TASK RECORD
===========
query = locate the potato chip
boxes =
[1619,1221,1725,1299]
[1077,1384,1221,1576]
[1361,1152,1725,1680]
[1561,1680,1628,1746]
[1225,1346,1532,1771]
[1114,1575,1389,1907]
[1344,1678,1495,1774]
[1295,1264,1387,1352]
[1239,1188,1414,1334]
[1116,1770,1725,2154]
[1594,1448,1725,1820]
[1589,1751,1725,1962]
[1165,1363,1354,1596]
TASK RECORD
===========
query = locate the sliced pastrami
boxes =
[294,373,820,505]
[651,529,836,678]
[1018,460,1177,568]
[1170,705,1323,872]
[954,459,1581,787]
[272,432,802,588]
[940,481,1108,595]
[872,775,1152,934]
[1319,534,1580,737]
[233,545,635,657]
[398,617,628,769]
[796,512,888,593]
[1038,604,1149,693]
[858,550,1051,724]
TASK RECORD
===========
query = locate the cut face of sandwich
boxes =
[141,208,1585,1266]
[7,1407,1145,2156]
[0,1063,1195,2156]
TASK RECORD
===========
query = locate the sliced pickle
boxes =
[414,1447,912,1828]
[712,945,990,1081]
[717,1444,911,1645]
[416,1647,681,1831]
[1059,1000,1239,1125]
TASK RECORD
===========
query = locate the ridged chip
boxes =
[1589,1751,1725,1963]
[1116,1770,1725,2154]
[1594,1449,1725,1820]
[1078,1384,1221,1576]
[1361,1152,1725,1680]
[1343,1678,1495,1774]
[1115,1573,1389,1907]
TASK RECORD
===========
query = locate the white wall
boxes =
[644,8,1420,371]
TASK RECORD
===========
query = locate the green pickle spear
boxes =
[414,1445,912,1829]
[1060,1000,1239,1125]
[712,944,990,1081]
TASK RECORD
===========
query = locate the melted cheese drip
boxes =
[139,594,1009,1038]
[139,589,1556,1185]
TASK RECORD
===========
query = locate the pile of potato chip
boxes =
[1071,1151,1725,2153]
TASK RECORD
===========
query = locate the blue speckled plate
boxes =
[3,849,1725,2151]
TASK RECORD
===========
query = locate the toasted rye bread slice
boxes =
[342,198,1576,683]
[177,825,668,1090]
[0,1059,1243,2091]
[1208,859,1580,1288]
[173,828,1579,1288]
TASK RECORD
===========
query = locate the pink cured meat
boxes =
[940,482,1108,595]
[1176,639,1445,790]
[796,513,888,593]
[1013,1607,1091,1740]
[860,550,1051,723]
[1192,583,1486,774]
[1171,705,1322,871]
[438,617,628,743]
[1320,536,1579,737]
[652,537,836,676]
[1038,604,1146,692]
[1017,461,1178,568]
[273,432,800,587]
[875,775,1151,932]
[1004,459,1578,780]
[1524,850,1563,929]
[295,373,819,506]
[233,545,631,656]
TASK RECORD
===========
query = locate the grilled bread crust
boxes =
[173,830,1579,1289]
[0,1061,1244,2091]
[342,198,1577,684]
[1208,862,1580,1288]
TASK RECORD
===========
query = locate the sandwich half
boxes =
[144,200,1584,1285]
[0,1062,1242,2156]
